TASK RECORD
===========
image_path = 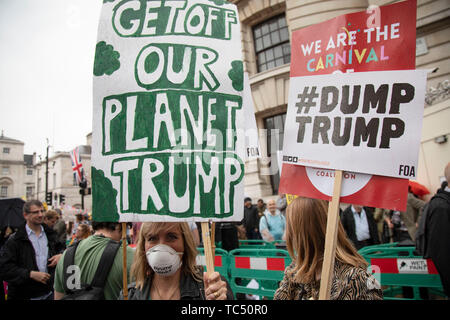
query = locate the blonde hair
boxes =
[45,210,59,220]
[285,197,368,283]
[130,222,200,290]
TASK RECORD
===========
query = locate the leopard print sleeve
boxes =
[349,268,383,300]
[274,261,383,300]
[273,262,309,300]
[335,264,383,300]
[274,269,290,299]
[274,263,295,300]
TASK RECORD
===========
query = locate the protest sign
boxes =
[282,166,408,209]
[243,73,261,160]
[290,0,416,76]
[283,69,428,178]
[277,0,424,300]
[92,0,245,223]
[279,0,418,211]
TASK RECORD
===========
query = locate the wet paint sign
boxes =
[92,0,245,222]
[397,259,429,274]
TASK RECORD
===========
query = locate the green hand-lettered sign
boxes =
[93,0,244,222]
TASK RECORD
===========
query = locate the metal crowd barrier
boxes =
[358,243,446,300]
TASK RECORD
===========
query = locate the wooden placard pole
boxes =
[319,170,343,300]
[121,222,128,300]
[201,222,215,276]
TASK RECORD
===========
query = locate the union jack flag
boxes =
[70,147,84,185]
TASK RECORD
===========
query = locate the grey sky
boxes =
[0,0,102,158]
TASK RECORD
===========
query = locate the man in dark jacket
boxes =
[0,200,65,300]
[425,163,450,297]
[242,197,261,240]
[341,204,380,250]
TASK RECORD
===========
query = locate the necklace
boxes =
[152,281,179,300]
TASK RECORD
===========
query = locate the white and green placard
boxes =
[92,0,245,222]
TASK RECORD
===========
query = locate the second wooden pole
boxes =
[319,170,343,300]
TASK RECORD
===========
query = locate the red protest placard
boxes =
[290,0,416,76]
[280,0,417,211]
[280,165,409,210]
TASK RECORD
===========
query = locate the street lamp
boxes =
[45,138,51,207]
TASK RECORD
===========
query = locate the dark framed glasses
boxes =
[28,209,45,214]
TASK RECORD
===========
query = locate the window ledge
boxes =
[249,64,290,85]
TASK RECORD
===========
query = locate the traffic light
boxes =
[79,180,87,189]
[79,188,92,195]
[46,192,52,204]
[59,194,65,204]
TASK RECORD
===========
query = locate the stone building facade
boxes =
[0,133,35,200]
[0,131,92,211]
[34,142,92,211]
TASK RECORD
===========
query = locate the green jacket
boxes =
[54,235,134,300]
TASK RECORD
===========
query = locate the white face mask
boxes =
[146,244,183,277]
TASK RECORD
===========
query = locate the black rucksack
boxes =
[61,239,121,300]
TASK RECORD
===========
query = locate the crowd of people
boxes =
[0,163,448,301]
[241,195,286,242]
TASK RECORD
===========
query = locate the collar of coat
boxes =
[13,222,55,241]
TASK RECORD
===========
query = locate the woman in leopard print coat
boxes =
[274,197,383,300]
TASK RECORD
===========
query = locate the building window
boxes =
[264,113,286,194]
[3,147,10,154]
[27,169,33,176]
[53,173,57,189]
[26,186,33,198]
[0,186,7,198]
[2,167,9,175]
[253,14,290,72]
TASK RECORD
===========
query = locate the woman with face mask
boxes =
[119,222,232,300]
